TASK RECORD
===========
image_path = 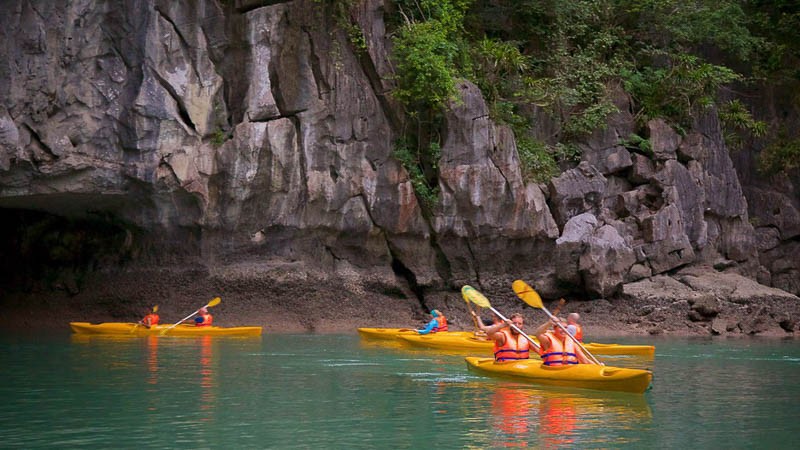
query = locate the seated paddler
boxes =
[139,306,160,328]
[534,317,594,366]
[194,307,213,327]
[477,312,531,362]
[417,309,448,334]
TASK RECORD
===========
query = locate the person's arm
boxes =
[417,318,438,334]
[574,344,597,365]
[482,321,511,345]
[533,319,552,340]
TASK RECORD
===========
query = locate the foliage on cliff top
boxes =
[384,0,800,188]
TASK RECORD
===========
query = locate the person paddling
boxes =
[139,306,160,328]
[417,309,448,334]
[476,312,531,362]
[534,318,593,365]
[194,307,213,327]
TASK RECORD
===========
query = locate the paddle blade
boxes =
[207,297,221,308]
[512,280,544,309]
[461,285,491,308]
[152,305,159,313]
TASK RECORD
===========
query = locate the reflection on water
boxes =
[199,335,216,422]
[491,387,533,447]
[483,382,653,448]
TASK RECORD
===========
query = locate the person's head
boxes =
[567,312,580,324]
[482,317,494,327]
[200,307,208,314]
[553,318,568,336]
[508,313,524,334]
[431,309,441,318]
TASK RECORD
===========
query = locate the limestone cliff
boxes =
[0,0,797,335]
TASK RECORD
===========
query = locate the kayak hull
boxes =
[465,356,652,394]
[399,333,654,357]
[357,327,418,340]
[584,342,655,357]
[357,327,473,340]
[398,333,493,350]
[69,322,262,337]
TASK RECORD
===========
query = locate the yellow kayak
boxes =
[398,333,494,350]
[356,327,473,340]
[69,322,262,337]
[583,342,655,357]
[465,357,652,394]
[398,332,653,357]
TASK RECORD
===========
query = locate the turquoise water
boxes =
[1,332,798,449]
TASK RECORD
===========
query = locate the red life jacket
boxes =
[142,313,159,326]
[433,315,448,332]
[539,331,578,366]
[196,313,213,327]
[493,328,530,361]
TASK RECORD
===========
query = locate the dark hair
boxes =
[482,318,493,326]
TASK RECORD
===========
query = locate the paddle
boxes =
[132,305,159,333]
[511,280,602,365]
[462,290,483,333]
[160,297,221,336]
[461,285,541,352]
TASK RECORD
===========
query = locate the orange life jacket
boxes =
[142,313,159,327]
[572,324,583,342]
[196,313,213,327]
[493,328,531,361]
[539,331,578,366]
[433,315,448,332]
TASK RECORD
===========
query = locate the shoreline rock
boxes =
[2,264,797,339]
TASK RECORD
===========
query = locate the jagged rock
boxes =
[638,204,695,274]
[677,132,706,162]
[582,146,632,175]
[688,294,720,318]
[614,184,664,219]
[578,85,635,175]
[743,186,800,240]
[627,263,652,282]
[579,224,637,297]
[555,213,598,286]
[548,161,607,229]
[629,153,655,185]
[653,159,707,249]
[622,274,706,303]
[0,108,20,171]
[710,317,729,334]
[436,80,559,283]
[646,118,680,161]
[754,227,782,252]
[778,314,796,332]
[738,306,771,335]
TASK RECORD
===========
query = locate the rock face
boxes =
[0,0,797,335]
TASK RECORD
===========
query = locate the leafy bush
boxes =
[718,99,767,151]
[759,134,800,175]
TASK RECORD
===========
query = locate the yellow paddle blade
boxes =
[207,297,221,308]
[512,280,544,309]
[152,305,159,313]
[461,285,491,308]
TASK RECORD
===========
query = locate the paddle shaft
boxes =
[161,300,217,335]
[464,299,482,332]
[539,307,602,365]
[487,306,541,352]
